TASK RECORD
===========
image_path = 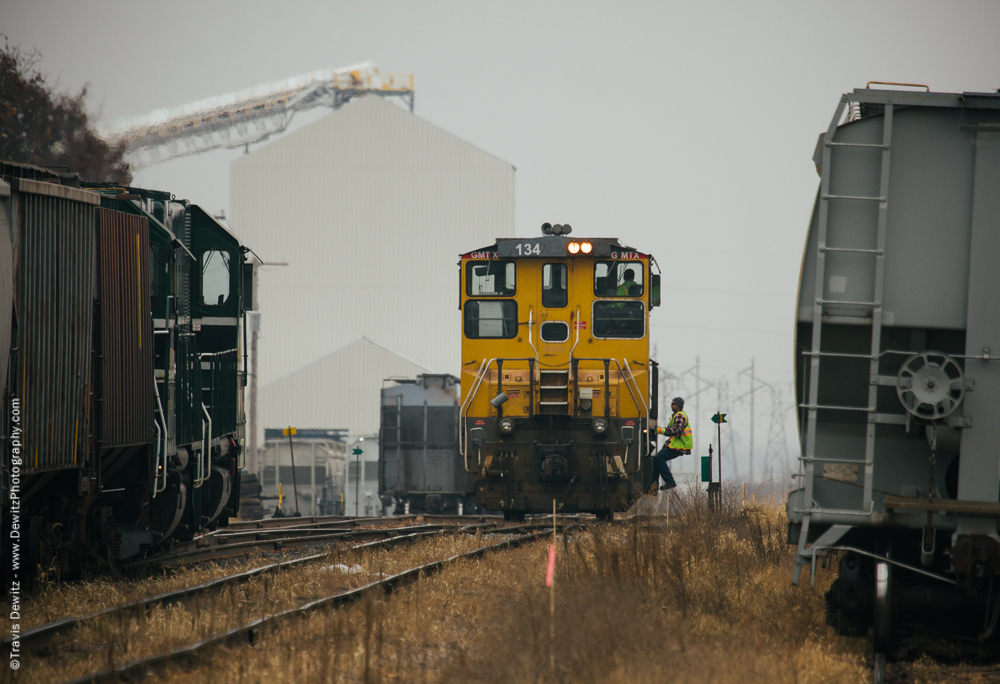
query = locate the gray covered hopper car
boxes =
[379,374,477,514]
[789,86,1000,660]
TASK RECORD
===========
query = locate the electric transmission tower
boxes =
[763,384,793,487]
[735,359,795,486]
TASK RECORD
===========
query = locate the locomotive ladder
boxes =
[539,369,570,414]
[794,98,894,584]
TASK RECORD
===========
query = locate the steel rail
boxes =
[18,526,483,658]
[145,524,450,568]
[9,553,328,655]
[219,514,410,532]
[212,514,502,540]
[63,530,557,684]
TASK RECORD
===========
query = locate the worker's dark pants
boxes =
[650,446,685,488]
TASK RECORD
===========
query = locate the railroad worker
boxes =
[616,268,638,296]
[649,397,693,492]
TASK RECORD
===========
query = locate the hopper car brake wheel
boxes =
[896,351,964,420]
[873,559,892,684]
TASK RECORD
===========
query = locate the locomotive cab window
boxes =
[594,261,643,297]
[201,249,231,306]
[464,300,518,339]
[466,260,516,296]
[542,263,568,308]
[150,244,162,306]
[592,301,645,338]
[540,321,570,342]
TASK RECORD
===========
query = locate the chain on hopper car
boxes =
[459,224,661,521]
[788,86,1000,662]
[0,162,253,581]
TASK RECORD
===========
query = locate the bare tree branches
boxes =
[0,37,131,184]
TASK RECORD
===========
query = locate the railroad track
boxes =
[146,522,451,567]
[57,527,564,684]
[11,526,458,658]
[16,517,574,661]
[146,514,589,567]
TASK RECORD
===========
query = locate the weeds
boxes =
[118,489,872,683]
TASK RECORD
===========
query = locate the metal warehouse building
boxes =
[230,96,515,450]
[258,336,431,436]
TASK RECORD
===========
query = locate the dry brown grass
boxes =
[20,551,310,631]
[17,534,490,683]
[16,519,459,630]
[20,492,985,683]
[95,487,877,684]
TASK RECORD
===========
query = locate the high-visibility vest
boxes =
[666,410,693,450]
[616,280,637,296]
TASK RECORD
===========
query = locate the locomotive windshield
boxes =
[201,249,231,306]
[592,301,645,338]
[542,263,568,307]
[466,260,516,296]
[464,300,518,338]
[594,261,643,297]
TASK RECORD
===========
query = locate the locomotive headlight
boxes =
[568,242,581,254]
[592,418,608,435]
[580,241,593,254]
[499,417,515,434]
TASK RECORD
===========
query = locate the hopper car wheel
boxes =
[896,352,964,420]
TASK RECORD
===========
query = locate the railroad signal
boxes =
[711,412,726,489]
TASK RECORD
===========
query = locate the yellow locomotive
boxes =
[459,223,660,520]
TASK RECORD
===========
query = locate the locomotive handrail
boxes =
[621,358,650,468]
[153,420,162,496]
[527,309,538,363]
[460,355,648,473]
[152,378,169,497]
[568,306,581,361]
[571,357,646,472]
[196,403,212,488]
[459,356,537,465]
[571,357,645,421]
[460,357,493,464]
[621,359,649,416]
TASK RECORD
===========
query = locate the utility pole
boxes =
[247,259,287,474]
[247,257,261,474]
[749,358,755,484]
[695,356,701,469]
[353,438,364,516]
[284,426,300,515]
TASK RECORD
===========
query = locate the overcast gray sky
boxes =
[5,0,1000,476]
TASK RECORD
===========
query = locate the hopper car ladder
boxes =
[794,98,895,584]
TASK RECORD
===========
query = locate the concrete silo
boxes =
[230,96,515,456]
